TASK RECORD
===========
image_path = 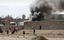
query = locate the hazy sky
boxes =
[0,0,34,18]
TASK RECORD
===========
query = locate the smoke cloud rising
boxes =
[29,0,64,21]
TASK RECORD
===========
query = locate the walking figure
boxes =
[39,25,42,30]
[11,28,16,34]
[23,31,25,35]
[32,26,36,35]
[0,28,3,34]
[7,30,9,34]
[33,29,35,35]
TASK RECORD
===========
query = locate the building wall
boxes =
[0,17,28,25]
[0,20,64,30]
[24,20,64,30]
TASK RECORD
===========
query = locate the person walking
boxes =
[7,30,9,34]
[39,25,42,30]
[32,26,36,35]
[11,28,16,34]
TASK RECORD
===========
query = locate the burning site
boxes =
[29,0,64,21]
[0,0,64,40]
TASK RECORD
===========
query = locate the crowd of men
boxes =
[0,27,18,34]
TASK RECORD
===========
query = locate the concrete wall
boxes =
[1,20,64,30]
[24,20,64,30]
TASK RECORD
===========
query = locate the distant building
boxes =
[48,14,64,20]
[0,15,28,26]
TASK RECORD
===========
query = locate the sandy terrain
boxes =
[0,35,64,40]
[0,30,64,40]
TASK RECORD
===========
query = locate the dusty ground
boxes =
[0,35,64,40]
[0,30,64,40]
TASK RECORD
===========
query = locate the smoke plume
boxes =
[30,0,64,21]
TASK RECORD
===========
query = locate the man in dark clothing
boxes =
[32,26,36,35]
[0,28,3,33]
[23,31,25,35]
[39,25,42,30]
[11,28,16,34]
[7,30,9,34]
[33,29,35,35]
[11,27,18,34]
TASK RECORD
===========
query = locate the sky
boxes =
[0,0,34,18]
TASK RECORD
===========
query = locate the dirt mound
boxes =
[32,36,48,40]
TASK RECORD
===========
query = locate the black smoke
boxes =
[30,0,64,21]
[60,0,64,10]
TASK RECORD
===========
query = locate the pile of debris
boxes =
[32,36,48,40]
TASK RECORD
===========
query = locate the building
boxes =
[0,15,28,26]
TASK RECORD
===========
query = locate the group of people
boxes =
[0,27,18,34]
[0,25,42,35]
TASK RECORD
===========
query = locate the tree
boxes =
[22,14,26,20]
